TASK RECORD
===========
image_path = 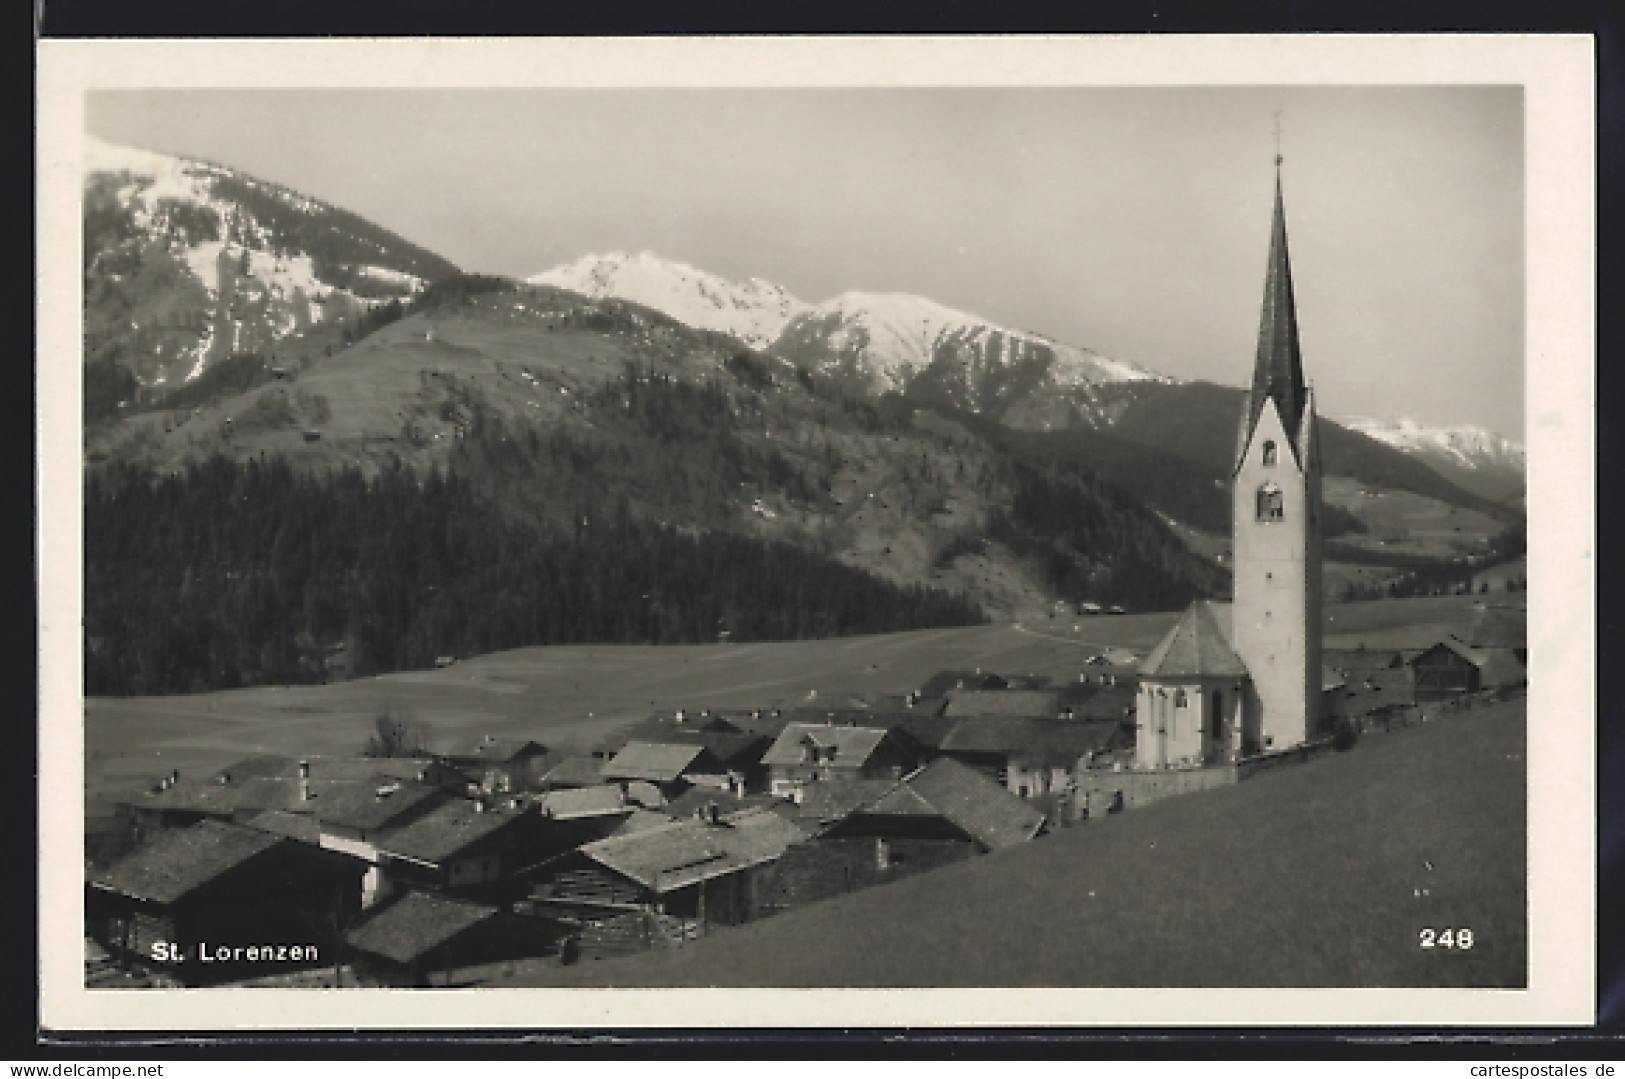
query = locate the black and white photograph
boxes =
[37,36,1594,1030]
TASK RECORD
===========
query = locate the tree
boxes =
[362,705,429,758]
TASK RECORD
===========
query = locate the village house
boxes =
[307,778,450,908]
[935,715,1119,797]
[345,890,556,987]
[435,735,550,794]
[1408,638,1526,702]
[599,741,733,806]
[86,819,367,985]
[374,795,571,901]
[758,758,1046,916]
[760,721,922,800]
[523,806,806,946]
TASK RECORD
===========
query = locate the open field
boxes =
[82,595,1506,804]
[1323,476,1503,559]
[490,697,1527,988]
[83,594,1509,814]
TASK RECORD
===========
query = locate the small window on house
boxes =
[1174,690,1188,708]
[1262,440,1278,466]
[875,837,890,870]
[1257,484,1285,521]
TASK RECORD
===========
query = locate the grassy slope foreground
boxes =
[496,698,1526,989]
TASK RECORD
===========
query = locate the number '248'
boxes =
[1419,928,1475,949]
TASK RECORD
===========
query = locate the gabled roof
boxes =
[1139,601,1248,679]
[660,787,784,821]
[538,784,626,820]
[312,780,447,832]
[91,820,282,904]
[1066,684,1137,722]
[1412,637,1488,667]
[539,755,606,789]
[242,809,321,845]
[601,741,722,783]
[1323,648,1405,674]
[377,798,531,866]
[759,723,894,768]
[347,892,499,966]
[938,716,1117,766]
[579,807,805,893]
[437,735,547,764]
[794,779,900,827]
[111,756,441,817]
[943,690,1059,718]
[840,758,1046,851]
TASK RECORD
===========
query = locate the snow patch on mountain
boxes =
[798,290,1165,392]
[528,251,806,349]
[1341,416,1525,471]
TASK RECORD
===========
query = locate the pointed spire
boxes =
[1239,160,1309,460]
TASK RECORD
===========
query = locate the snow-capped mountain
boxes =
[528,251,806,350]
[528,251,1165,428]
[83,135,454,387]
[1340,416,1525,473]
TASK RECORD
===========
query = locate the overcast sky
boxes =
[88,86,1524,439]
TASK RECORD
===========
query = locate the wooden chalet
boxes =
[524,806,806,938]
[600,741,733,805]
[375,795,576,900]
[86,820,366,985]
[537,755,608,791]
[759,758,1046,916]
[1409,638,1524,702]
[435,735,550,793]
[759,721,921,799]
[936,715,1119,796]
[346,891,556,987]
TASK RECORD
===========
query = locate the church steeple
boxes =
[1237,160,1309,468]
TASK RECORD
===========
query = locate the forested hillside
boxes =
[83,457,984,696]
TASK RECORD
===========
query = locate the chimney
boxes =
[475,798,488,814]
[217,772,231,785]
[170,769,180,786]
[298,760,310,780]
[708,803,721,824]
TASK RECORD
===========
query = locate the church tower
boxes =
[1229,152,1322,753]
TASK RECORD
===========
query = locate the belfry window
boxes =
[1256,484,1285,521]
[1174,690,1188,708]
[1262,440,1278,466]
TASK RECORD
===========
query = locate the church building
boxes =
[1135,154,1324,768]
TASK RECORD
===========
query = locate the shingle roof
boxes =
[793,780,900,827]
[378,798,530,865]
[538,785,626,820]
[865,758,1046,850]
[579,807,805,893]
[242,809,321,845]
[1416,637,1488,667]
[938,716,1117,765]
[311,781,447,832]
[113,756,441,818]
[943,690,1060,718]
[539,755,607,789]
[91,820,282,904]
[660,788,784,821]
[759,723,893,767]
[437,736,546,764]
[1066,684,1136,722]
[347,892,499,966]
[601,742,720,783]
[1139,601,1248,679]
